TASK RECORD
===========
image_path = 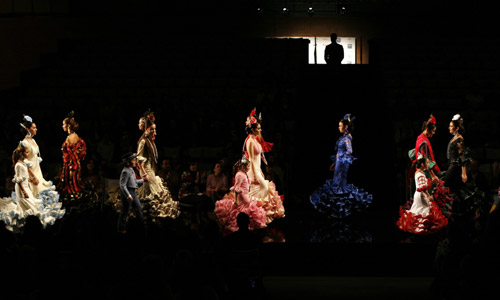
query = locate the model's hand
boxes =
[23,191,29,198]
[129,195,133,201]
[329,163,335,171]
[31,177,39,185]
[144,174,150,182]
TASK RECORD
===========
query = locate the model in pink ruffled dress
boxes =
[214,157,267,232]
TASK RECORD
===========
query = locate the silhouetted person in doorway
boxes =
[325,33,344,65]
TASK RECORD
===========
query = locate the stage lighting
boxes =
[307,7,314,16]
[339,5,346,15]
[257,7,263,15]
[282,7,289,15]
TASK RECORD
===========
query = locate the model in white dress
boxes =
[0,143,65,232]
[398,165,448,234]
[23,136,57,197]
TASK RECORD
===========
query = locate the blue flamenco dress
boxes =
[310,131,372,218]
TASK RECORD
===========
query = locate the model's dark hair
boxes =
[233,157,250,176]
[245,121,260,135]
[415,155,427,169]
[63,112,79,132]
[144,118,155,129]
[421,121,436,131]
[20,120,33,135]
[142,109,155,130]
[421,115,437,131]
[451,119,465,134]
[340,114,355,132]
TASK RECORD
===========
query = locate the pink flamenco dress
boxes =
[244,135,285,224]
[398,170,449,235]
[214,170,267,233]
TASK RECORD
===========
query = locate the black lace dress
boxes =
[444,135,483,216]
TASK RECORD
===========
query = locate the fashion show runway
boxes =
[263,276,434,300]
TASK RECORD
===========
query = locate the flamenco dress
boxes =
[310,132,372,218]
[57,137,87,200]
[408,133,454,218]
[0,161,65,232]
[398,170,448,234]
[244,135,285,224]
[135,135,180,221]
[214,171,267,233]
[444,136,484,217]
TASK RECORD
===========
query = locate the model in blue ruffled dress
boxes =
[310,114,372,218]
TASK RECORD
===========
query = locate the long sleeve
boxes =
[233,173,245,194]
[136,139,147,163]
[233,172,250,204]
[120,169,132,198]
[76,139,87,161]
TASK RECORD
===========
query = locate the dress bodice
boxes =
[61,138,87,163]
[447,136,464,166]
[24,138,41,163]
[246,136,264,182]
[137,137,158,168]
[13,162,29,187]
[335,133,354,164]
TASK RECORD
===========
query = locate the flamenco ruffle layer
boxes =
[397,201,448,235]
[249,180,285,224]
[136,175,181,220]
[310,179,372,219]
[214,193,267,233]
[0,188,65,233]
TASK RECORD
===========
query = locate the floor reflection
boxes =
[310,220,373,244]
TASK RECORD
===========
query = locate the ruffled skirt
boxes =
[310,179,372,218]
[397,201,448,235]
[136,174,181,221]
[0,190,65,233]
[214,192,267,232]
[249,180,285,224]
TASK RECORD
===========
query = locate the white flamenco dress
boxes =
[246,135,285,224]
[397,170,448,234]
[136,137,180,220]
[23,137,59,199]
[0,161,65,232]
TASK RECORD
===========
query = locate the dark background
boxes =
[2,0,500,280]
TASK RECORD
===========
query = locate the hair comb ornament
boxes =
[452,114,462,122]
[246,107,262,129]
[23,115,33,122]
[427,114,436,125]
[143,109,155,122]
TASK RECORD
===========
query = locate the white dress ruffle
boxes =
[0,162,65,233]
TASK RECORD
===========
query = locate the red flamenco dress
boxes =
[58,138,87,199]
[398,170,449,234]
